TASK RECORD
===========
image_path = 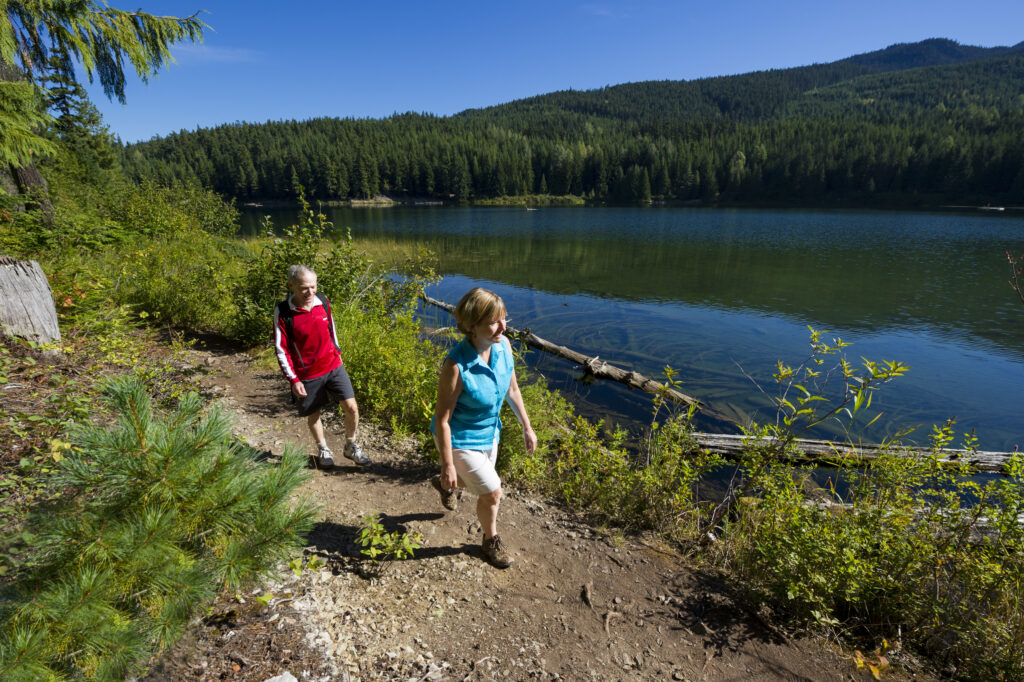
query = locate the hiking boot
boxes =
[316,444,335,469]
[482,534,513,568]
[431,475,458,511]
[343,440,371,466]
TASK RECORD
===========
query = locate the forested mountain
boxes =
[121,38,1024,206]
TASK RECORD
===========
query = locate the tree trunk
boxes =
[0,165,22,206]
[0,60,55,222]
[0,256,61,345]
[8,161,54,222]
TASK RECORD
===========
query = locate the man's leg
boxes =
[306,408,335,467]
[307,408,325,446]
[340,397,370,464]
[341,397,358,441]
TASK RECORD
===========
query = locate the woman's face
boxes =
[470,313,507,345]
[288,274,318,308]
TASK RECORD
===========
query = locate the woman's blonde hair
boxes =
[454,287,506,336]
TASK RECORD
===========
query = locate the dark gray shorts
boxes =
[296,365,355,417]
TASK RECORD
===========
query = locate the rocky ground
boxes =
[141,347,930,682]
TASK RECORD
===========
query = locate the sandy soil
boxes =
[141,346,926,682]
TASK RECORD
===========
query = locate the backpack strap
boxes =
[276,299,294,337]
[317,293,342,353]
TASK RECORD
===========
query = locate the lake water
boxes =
[242,206,1024,451]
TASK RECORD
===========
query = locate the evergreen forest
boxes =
[122,38,1024,206]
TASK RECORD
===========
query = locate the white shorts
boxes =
[435,435,501,495]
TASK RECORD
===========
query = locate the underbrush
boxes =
[6,159,1021,678]
[697,335,1024,681]
[485,331,1023,679]
[0,378,315,680]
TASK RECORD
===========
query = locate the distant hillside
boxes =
[459,38,1024,124]
[122,38,1024,207]
[841,37,1024,70]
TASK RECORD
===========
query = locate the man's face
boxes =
[288,274,317,306]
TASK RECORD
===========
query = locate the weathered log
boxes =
[422,295,1020,475]
[421,294,735,424]
[0,256,61,345]
[693,432,1017,475]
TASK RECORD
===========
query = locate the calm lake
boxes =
[242,206,1024,451]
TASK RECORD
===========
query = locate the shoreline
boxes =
[238,195,1024,213]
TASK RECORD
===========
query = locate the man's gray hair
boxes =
[287,264,316,282]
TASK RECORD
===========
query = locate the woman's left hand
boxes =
[523,427,538,455]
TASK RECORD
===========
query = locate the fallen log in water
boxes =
[421,295,1020,475]
[693,432,1017,475]
[421,294,735,425]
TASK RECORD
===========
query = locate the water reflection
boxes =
[242,206,1024,449]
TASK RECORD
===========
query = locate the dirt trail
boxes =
[145,346,865,682]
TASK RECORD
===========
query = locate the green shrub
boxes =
[109,177,239,238]
[111,234,241,330]
[0,378,316,680]
[336,308,442,438]
[708,332,1024,680]
[226,192,438,346]
[357,511,423,578]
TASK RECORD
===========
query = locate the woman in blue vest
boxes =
[430,287,537,568]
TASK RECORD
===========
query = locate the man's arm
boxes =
[273,304,305,397]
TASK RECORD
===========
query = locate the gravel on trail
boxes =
[141,348,883,682]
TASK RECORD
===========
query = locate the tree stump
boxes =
[0,256,61,345]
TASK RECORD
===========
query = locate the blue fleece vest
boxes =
[431,337,514,449]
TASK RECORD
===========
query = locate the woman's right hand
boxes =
[441,463,458,492]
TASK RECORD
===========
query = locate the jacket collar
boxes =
[288,295,324,312]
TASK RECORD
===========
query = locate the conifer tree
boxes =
[0,378,316,679]
[1,1,205,209]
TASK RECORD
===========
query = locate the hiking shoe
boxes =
[316,444,335,469]
[431,475,458,511]
[482,534,513,568]
[343,441,371,466]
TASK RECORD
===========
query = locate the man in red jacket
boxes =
[274,264,370,468]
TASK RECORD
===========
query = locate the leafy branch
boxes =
[702,327,909,540]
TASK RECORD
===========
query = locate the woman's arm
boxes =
[503,339,537,455]
[434,358,462,491]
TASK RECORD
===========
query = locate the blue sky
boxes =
[85,1,1024,143]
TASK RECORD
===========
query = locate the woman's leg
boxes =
[477,487,502,539]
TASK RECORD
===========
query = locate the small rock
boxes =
[263,673,298,682]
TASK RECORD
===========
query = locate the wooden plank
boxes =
[693,432,1017,474]
[0,256,61,345]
